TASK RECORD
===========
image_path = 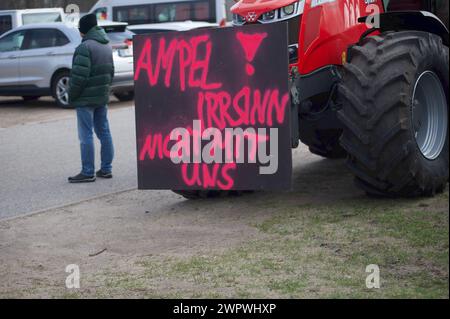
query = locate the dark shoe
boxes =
[96,170,113,179]
[68,173,96,183]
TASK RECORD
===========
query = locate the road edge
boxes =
[1,187,137,223]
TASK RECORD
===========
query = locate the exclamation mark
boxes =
[236,32,268,76]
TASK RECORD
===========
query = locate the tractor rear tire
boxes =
[338,31,449,197]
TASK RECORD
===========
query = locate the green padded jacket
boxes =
[68,26,115,107]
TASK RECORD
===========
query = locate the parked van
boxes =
[89,0,231,25]
[0,8,65,35]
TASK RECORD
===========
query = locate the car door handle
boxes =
[7,55,18,59]
[46,51,57,56]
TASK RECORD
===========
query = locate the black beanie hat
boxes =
[79,14,97,34]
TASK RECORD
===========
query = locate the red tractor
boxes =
[229,0,449,197]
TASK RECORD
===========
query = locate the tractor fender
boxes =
[359,11,449,46]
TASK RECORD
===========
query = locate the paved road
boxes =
[0,100,137,219]
[0,96,345,220]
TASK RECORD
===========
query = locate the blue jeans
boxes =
[76,106,114,176]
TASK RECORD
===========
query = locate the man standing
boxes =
[68,14,115,183]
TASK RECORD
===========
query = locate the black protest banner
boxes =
[134,23,292,190]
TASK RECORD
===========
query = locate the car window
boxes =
[115,6,151,25]
[25,29,70,50]
[0,31,25,52]
[21,12,62,25]
[113,1,214,25]
[0,15,12,35]
[155,3,191,22]
[129,29,173,35]
[106,30,134,44]
[94,7,109,21]
[192,2,210,20]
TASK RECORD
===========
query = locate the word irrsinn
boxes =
[197,86,289,130]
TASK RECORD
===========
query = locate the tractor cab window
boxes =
[383,0,448,27]
[385,0,424,11]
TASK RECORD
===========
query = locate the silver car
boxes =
[0,22,134,107]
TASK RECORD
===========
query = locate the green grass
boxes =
[79,191,449,299]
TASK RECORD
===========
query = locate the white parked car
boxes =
[0,21,134,107]
[0,8,66,35]
[127,20,217,34]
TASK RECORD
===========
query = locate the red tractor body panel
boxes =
[232,0,385,74]
[297,0,385,74]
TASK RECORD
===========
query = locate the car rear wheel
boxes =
[22,96,41,102]
[114,91,134,102]
[52,71,70,108]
